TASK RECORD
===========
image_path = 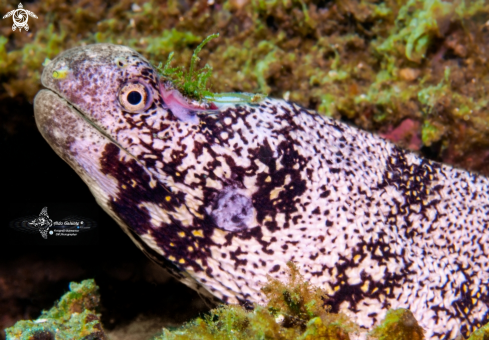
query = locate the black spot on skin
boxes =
[125,227,186,280]
[225,226,275,255]
[331,123,344,132]
[270,264,280,273]
[229,247,248,269]
[251,135,308,231]
[257,138,274,166]
[320,190,331,198]
[206,267,214,278]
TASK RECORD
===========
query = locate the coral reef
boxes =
[369,308,424,340]
[1,0,489,172]
[153,262,478,339]
[5,279,107,340]
[157,263,359,340]
[5,266,489,339]
[467,322,489,340]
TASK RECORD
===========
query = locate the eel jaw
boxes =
[33,89,223,306]
[35,89,115,192]
[34,88,162,275]
[33,88,151,249]
[34,88,126,221]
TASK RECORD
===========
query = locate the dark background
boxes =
[0,96,210,339]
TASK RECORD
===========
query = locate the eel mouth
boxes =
[34,89,133,170]
[33,87,141,215]
[35,88,133,157]
[34,87,150,254]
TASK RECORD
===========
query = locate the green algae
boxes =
[376,0,453,63]
[369,308,424,340]
[5,279,106,340]
[2,0,489,172]
[5,273,489,339]
[158,305,282,340]
[157,33,219,101]
[156,263,358,340]
[154,263,489,339]
[468,322,489,340]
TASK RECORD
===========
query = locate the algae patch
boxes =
[467,322,489,340]
[5,271,489,339]
[2,0,489,173]
[369,308,424,340]
[157,33,219,101]
[157,263,358,340]
[5,279,106,340]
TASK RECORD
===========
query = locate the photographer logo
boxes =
[2,3,37,32]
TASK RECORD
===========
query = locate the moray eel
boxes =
[33,44,489,339]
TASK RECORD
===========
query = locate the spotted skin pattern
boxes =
[33,44,489,339]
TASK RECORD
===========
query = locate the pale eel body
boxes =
[34,44,489,339]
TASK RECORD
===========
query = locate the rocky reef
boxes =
[1,0,489,172]
[6,264,489,339]
[5,279,106,340]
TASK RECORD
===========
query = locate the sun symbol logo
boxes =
[2,3,38,32]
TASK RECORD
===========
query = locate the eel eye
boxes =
[119,82,150,112]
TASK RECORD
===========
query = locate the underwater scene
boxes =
[1,0,489,339]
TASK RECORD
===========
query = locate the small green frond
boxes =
[157,33,219,101]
